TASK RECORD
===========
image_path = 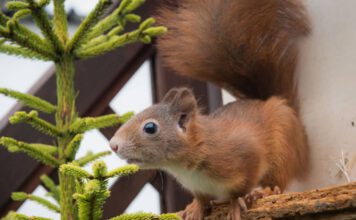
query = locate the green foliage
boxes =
[75,151,111,167]
[119,111,135,124]
[1,211,51,220]
[67,0,112,51]
[11,192,60,213]
[60,164,92,179]
[70,114,121,133]
[0,0,168,219]
[64,133,84,161]
[60,161,140,220]
[73,179,110,220]
[0,137,60,167]
[9,111,62,137]
[0,88,56,114]
[41,175,61,202]
[109,213,181,220]
[106,164,139,178]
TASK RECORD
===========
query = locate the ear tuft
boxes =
[161,87,197,114]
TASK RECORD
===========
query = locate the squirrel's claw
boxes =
[228,198,242,220]
[179,199,206,220]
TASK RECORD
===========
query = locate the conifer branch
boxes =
[70,114,120,133]
[109,213,180,220]
[0,137,61,167]
[105,164,139,178]
[0,41,50,60]
[25,0,64,54]
[9,111,62,137]
[0,88,56,114]
[30,143,58,155]
[53,0,68,44]
[92,160,108,178]
[119,111,135,123]
[87,0,139,39]
[1,211,52,220]
[75,151,111,167]
[12,192,60,213]
[6,2,30,11]
[75,18,167,59]
[1,3,56,59]
[0,25,56,59]
[64,133,84,161]
[41,175,61,202]
[73,179,110,220]
[60,164,93,179]
[67,0,112,51]
[75,29,140,58]
[14,22,53,52]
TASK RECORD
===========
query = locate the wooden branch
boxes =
[205,182,356,220]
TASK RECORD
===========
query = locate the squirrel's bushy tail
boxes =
[157,0,309,106]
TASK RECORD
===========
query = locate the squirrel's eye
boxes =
[143,122,157,134]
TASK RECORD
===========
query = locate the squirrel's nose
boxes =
[109,137,119,152]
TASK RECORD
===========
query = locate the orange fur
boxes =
[158,0,309,107]
[110,0,310,219]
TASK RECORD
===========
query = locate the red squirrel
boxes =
[110,0,310,219]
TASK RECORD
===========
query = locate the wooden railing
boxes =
[0,0,223,217]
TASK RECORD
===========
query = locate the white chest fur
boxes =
[164,165,230,199]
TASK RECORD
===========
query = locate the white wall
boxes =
[291,0,356,191]
[222,0,356,192]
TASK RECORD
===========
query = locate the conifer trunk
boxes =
[55,57,78,220]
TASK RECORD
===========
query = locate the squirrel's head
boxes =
[109,88,199,169]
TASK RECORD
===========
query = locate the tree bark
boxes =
[205,182,356,220]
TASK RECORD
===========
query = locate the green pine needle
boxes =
[76,17,166,59]
[0,137,61,167]
[11,192,60,213]
[0,88,56,114]
[53,0,68,44]
[11,9,32,21]
[74,179,110,220]
[1,211,52,220]
[64,133,84,161]
[11,192,28,201]
[87,0,132,39]
[0,42,50,60]
[119,111,135,124]
[6,2,30,11]
[67,0,112,51]
[75,29,141,58]
[105,164,139,178]
[123,0,146,14]
[60,164,92,179]
[40,175,60,202]
[75,151,111,167]
[92,160,108,178]
[109,213,181,220]
[25,0,64,53]
[70,114,120,133]
[28,143,58,155]
[9,111,62,137]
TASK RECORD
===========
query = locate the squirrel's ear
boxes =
[161,88,197,114]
